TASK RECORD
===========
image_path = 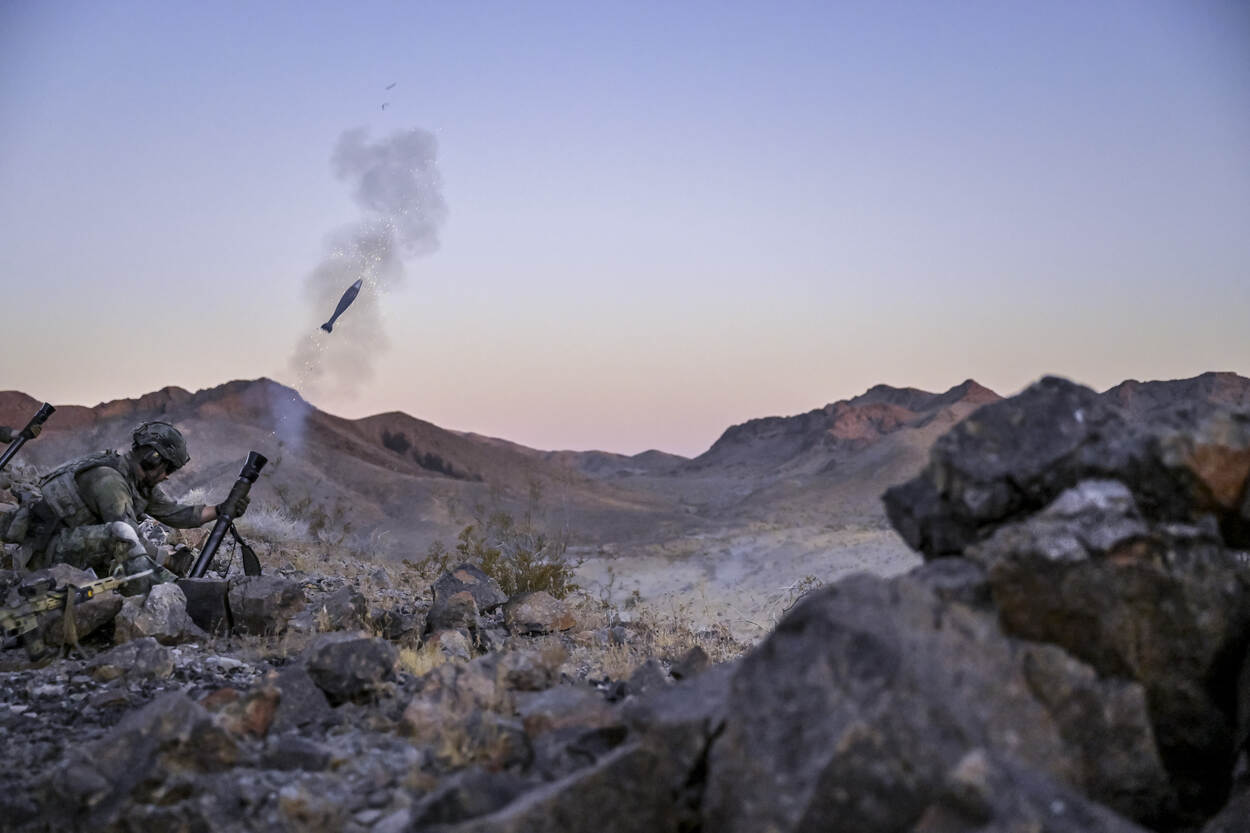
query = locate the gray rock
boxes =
[308,584,368,631]
[269,666,334,734]
[413,768,538,827]
[966,507,1250,818]
[516,686,618,737]
[884,377,1250,557]
[426,590,480,636]
[668,645,710,681]
[437,669,729,833]
[427,628,474,661]
[227,574,306,635]
[530,724,630,781]
[371,605,422,640]
[87,637,174,682]
[496,646,566,692]
[261,733,333,771]
[912,749,1152,833]
[47,692,239,830]
[305,635,397,703]
[113,582,196,645]
[625,658,669,697]
[701,572,1172,832]
[908,556,993,608]
[503,591,576,635]
[373,809,413,833]
[433,562,507,612]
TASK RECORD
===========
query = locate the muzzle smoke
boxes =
[277,127,447,448]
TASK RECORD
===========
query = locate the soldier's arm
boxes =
[145,486,212,528]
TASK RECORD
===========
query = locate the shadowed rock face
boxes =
[883,376,1250,556]
[880,376,1250,826]
[702,568,1171,832]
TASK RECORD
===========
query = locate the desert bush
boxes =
[234,502,311,546]
[416,509,581,599]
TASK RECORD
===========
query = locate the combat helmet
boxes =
[132,421,190,471]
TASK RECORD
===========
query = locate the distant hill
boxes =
[3,372,1246,553]
[689,379,1000,475]
[0,379,690,551]
[1102,371,1250,416]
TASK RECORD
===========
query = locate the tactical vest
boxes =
[38,451,133,527]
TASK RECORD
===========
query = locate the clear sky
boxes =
[2,1,1248,456]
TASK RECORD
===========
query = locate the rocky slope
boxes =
[0,379,692,553]
[1,375,1248,831]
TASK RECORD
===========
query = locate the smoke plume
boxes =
[278,127,447,448]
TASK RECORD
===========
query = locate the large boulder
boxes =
[87,636,175,682]
[268,666,334,734]
[911,749,1152,833]
[114,582,200,645]
[965,481,1250,817]
[304,635,397,703]
[46,692,239,830]
[436,663,732,833]
[402,661,506,745]
[883,377,1250,557]
[426,564,506,637]
[227,574,306,635]
[503,591,576,635]
[296,583,369,633]
[701,569,1173,832]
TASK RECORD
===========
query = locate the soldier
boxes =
[19,421,249,590]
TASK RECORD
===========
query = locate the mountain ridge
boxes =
[4,372,1247,550]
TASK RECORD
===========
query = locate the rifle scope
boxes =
[188,451,268,579]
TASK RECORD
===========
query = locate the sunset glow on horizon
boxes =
[2,1,1247,456]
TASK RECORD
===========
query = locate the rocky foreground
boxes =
[3,375,1250,832]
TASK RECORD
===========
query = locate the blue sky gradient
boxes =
[2,1,1248,455]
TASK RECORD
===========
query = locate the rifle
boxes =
[1,569,153,657]
[0,402,55,471]
[189,451,267,578]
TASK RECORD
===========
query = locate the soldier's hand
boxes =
[216,493,250,519]
[19,423,41,440]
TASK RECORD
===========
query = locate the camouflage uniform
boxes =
[21,423,208,591]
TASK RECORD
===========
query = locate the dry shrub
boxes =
[398,642,447,677]
[416,509,581,599]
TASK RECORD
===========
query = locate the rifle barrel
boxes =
[0,402,55,471]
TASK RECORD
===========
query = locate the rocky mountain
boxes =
[1103,370,1250,417]
[4,372,1248,552]
[0,379,691,553]
[689,378,1000,475]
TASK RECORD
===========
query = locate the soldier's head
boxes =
[131,421,190,485]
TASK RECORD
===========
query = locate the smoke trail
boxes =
[278,127,447,448]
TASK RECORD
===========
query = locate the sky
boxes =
[1,1,1248,457]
